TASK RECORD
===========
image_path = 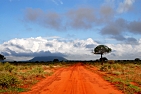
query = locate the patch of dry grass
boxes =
[0,62,63,93]
[89,61,141,94]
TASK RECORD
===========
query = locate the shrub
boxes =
[49,64,54,68]
[32,67,44,74]
[111,71,122,75]
[108,60,115,64]
[110,63,122,70]
[100,64,111,71]
[0,73,20,88]
[53,59,59,62]
[135,58,140,61]
[27,67,45,78]
[0,66,4,71]
[4,62,16,73]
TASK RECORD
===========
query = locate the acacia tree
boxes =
[135,58,140,61]
[0,54,6,61]
[93,45,112,65]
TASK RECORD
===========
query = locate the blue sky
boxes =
[0,0,141,61]
[0,0,104,42]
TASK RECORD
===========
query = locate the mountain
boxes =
[29,56,67,62]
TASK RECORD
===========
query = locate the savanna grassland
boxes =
[0,61,141,94]
[0,61,67,93]
[86,60,141,94]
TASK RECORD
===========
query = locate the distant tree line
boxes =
[0,54,6,60]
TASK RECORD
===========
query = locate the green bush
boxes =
[0,73,20,88]
[110,63,123,70]
[100,64,111,71]
[108,60,115,64]
[49,64,54,68]
[0,66,4,71]
[32,67,44,74]
[4,62,16,73]
[33,67,45,77]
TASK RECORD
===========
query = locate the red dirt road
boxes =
[21,63,123,94]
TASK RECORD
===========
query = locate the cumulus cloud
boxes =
[0,37,98,61]
[99,4,115,22]
[24,7,97,31]
[100,18,141,44]
[125,37,139,45]
[101,18,127,41]
[1,37,141,61]
[24,5,140,32]
[24,6,116,31]
[117,0,135,13]
[25,8,62,30]
[101,18,127,35]
[25,8,42,22]
[108,43,141,60]
[66,7,96,30]
[24,5,141,31]
[128,21,141,34]
[23,2,141,43]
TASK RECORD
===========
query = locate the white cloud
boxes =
[1,37,141,61]
[59,0,63,4]
[117,0,135,13]
[51,0,63,5]
[0,37,98,61]
[51,0,58,5]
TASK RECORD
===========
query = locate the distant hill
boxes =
[29,56,67,62]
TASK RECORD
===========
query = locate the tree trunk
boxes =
[101,53,103,65]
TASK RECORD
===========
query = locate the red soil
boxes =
[21,63,123,94]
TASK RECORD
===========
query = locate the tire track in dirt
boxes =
[21,63,123,94]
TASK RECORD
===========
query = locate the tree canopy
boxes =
[135,58,140,61]
[0,54,6,60]
[94,45,112,55]
[93,45,112,65]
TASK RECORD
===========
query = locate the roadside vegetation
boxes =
[1,59,141,94]
[0,61,66,93]
[86,60,141,94]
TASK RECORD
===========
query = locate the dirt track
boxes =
[21,63,123,94]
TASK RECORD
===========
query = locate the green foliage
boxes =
[110,63,123,70]
[3,62,16,73]
[0,62,62,93]
[0,87,27,93]
[0,65,5,71]
[49,64,54,68]
[93,45,112,65]
[108,60,115,64]
[32,67,44,74]
[100,63,124,72]
[94,45,112,54]
[30,67,45,77]
[0,54,6,60]
[100,64,111,71]
[104,76,141,94]
[0,72,20,88]
[135,58,140,61]
[95,62,141,94]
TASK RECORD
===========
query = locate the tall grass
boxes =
[0,62,64,93]
[89,61,141,94]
